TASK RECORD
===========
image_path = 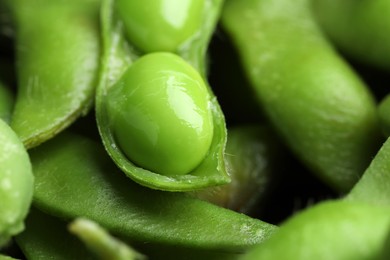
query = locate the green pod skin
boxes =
[241,200,390,260]
[96,0,229,191]
[107,52,214,177]
[7,0,100,149]
[0,119,33,247]
[346,136,390,206]
[312,0,390,71]
[29,132,276,254]
[115,0,204,53]
[221,0,382,193]
[193,125,285,214]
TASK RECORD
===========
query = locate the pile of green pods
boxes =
[1,0,390,259]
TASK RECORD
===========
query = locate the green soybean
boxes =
[96,0,229,190]
[115,0,204,53]
[29,131,276,254]
[221,0,382,192]
[312,0,390,71]
[107,52,214,176]
[242,200,390,260]
[6,0,100,148]
[0,119,33,246]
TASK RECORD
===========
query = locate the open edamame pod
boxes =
[96,0,229,191]
[30,132,276,254]
[6,0,100,149]
[241,200,390,260]
[221,0,382,192]
[0,119,33,247]
[312,0,390,71]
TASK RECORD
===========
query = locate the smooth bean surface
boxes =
[107,52,214,176]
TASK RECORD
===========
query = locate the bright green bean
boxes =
[0,119,33,246]
[107,52,214,176]
[7,0,100,148]
[221,0,382,192]
[115,0,204,53]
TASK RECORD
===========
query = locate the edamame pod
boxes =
[312,0,390,71]
[221,0,382,192]
[242,200,390,260]
[6,0,100,148]
[96,0,229,191]
[0,119,33,246]
[30,132,276,254]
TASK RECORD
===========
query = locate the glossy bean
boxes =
[29,131,276,253]
[7,0,100,148]
[107,52,213,176]
[221,0,382,192]
[312,0,390,70]
[115,0,204,53]
[0,119,33,246]
[96,0,229,191]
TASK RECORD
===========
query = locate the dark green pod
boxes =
[30,132,276,254]
[221,0,382,192]
[96,0,229,191]
[7,0,100,148]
